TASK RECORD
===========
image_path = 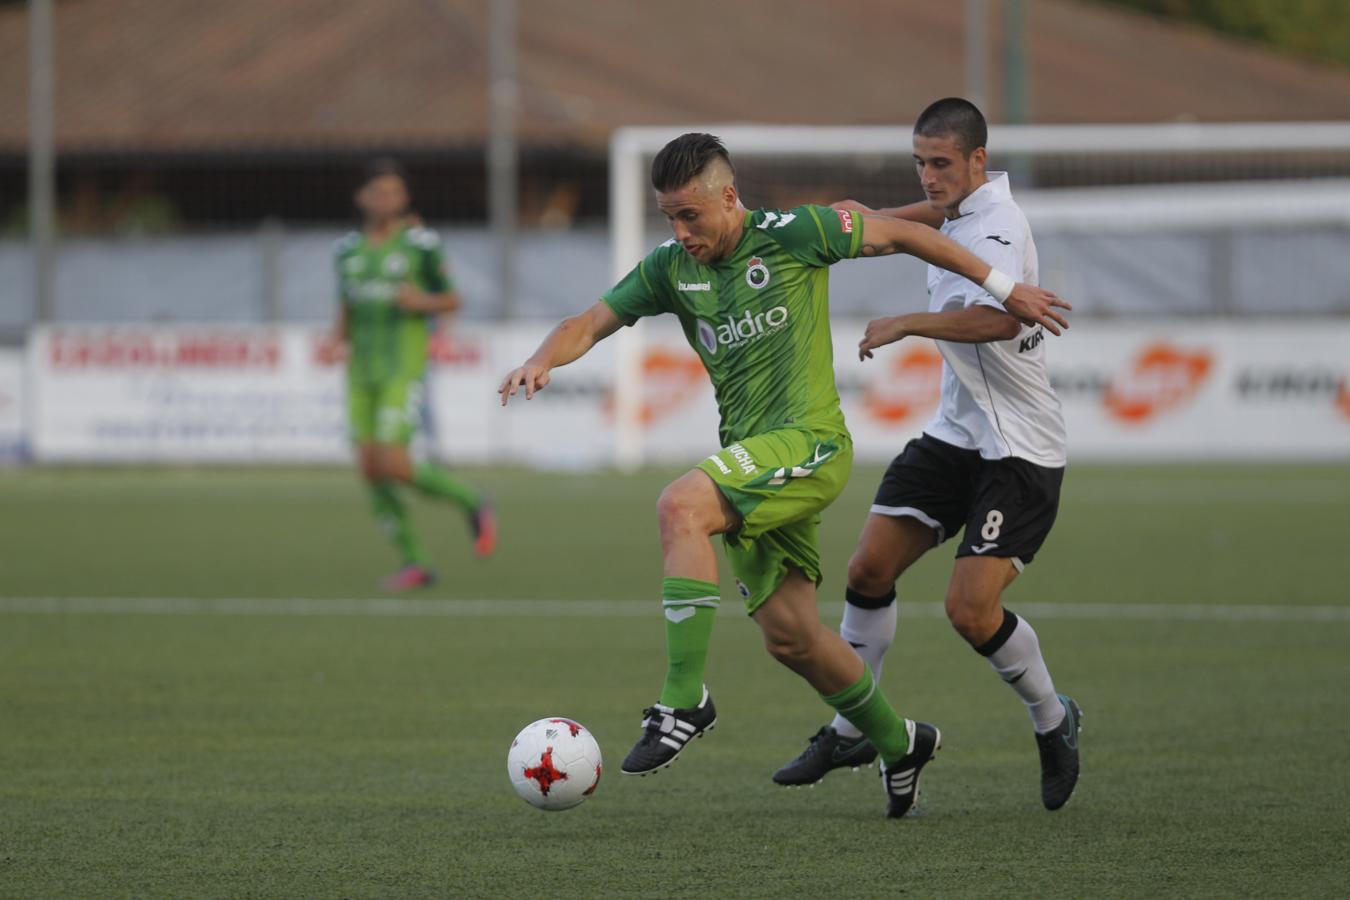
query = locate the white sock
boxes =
[980,610,1065,734]
[832,589,898,738]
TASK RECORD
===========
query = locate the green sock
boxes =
[411,463,480,513]
[658,577,720,709]
[369,481,425,566]
[821,664,910,766]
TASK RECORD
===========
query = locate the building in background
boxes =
[1,0,1350,233]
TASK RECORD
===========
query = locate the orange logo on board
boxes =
[862,346,944,424]
[1103,343,1212,423]
[604,348,707,427]
[1337,380,1350,420]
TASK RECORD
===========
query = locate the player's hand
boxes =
[830,199,876,215]
[316,335,347,365]
[395,283,433,313]
[858,316,910,360]
[1004,283,1072,335]
[499,362,552,405]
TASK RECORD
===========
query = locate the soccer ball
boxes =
[506,717,603,811]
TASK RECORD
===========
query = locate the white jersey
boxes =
[922,172,1067,468]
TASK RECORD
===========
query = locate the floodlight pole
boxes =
[487,0,519,320]
[1002,0,1029,124]
[964,0,989,114]
[28,0,56,324]
[1001,0,1030,183]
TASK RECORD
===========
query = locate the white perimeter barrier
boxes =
[0,348,23,461]
[19,321,1350,465]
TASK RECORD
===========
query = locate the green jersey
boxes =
[336,225,452,384]
[603,205,864,446]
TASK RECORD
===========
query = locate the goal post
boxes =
[607,121,1350,469]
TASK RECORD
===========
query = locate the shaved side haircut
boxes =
[650,133,737,193]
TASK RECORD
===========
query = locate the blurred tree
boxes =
[1098,0,1350,70]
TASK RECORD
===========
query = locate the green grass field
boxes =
[2,464,1348,898]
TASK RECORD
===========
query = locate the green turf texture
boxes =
[2,464,1347,898]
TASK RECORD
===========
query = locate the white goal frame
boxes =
[607,121,1350,469]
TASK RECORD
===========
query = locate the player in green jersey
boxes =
[498,134,1067,817]
[330,159,497,591]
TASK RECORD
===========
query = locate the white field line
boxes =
[0,596,1347,623]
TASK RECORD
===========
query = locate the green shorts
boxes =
[697,426,854,615]
[347,377,424,445]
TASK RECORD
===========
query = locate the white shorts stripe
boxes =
[869,505,946,543]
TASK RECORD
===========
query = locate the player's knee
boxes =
[763,630,815,668]
[656,481,710,539]
[847,551,899,597]
[373,449,412,483]
[944,589,997,644]
[358,456,381,483]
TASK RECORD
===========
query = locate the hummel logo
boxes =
[970,542,999,554]
[986,235,1011,246]
[679,281,711,292]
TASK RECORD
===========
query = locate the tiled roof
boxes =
[0,0,1347,153]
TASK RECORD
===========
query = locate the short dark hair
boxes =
[361,157,408,188]
[650,133,735,192]
[914,98,988,157]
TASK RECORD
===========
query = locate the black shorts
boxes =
[870,433,1063,569]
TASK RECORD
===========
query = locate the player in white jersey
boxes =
[773,98,1083,812]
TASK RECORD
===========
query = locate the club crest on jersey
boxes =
[745,257,770,290]
[382,254,409,277]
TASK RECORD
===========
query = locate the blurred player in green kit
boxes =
[329,159,497,590]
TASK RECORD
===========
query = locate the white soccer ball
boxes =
[506,717,603,811]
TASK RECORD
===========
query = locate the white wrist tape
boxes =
[981,269,1016,303]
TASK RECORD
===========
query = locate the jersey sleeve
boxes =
[334,233,360,306]
[962,220,1025,310]
[601,243,675,325]
[757,205,864,267]
[408,227,453,293]
[335,255,348,306]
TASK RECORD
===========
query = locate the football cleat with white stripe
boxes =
[881,719,941,819]
[620,686,717,776]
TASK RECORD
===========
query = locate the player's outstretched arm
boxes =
[396,284,462,315]
[859,215,1072,335]
[499,300,622,406]
[832,199,945,229]
[858,307,1021,360]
